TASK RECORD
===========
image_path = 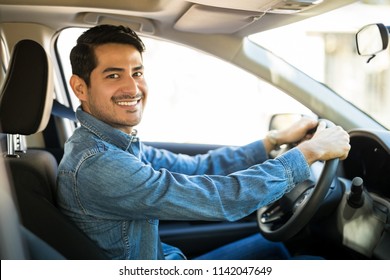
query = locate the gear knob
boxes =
[347,177,365,208]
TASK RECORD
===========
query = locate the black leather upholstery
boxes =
[0,40,52,135]
[0,39,108,259]
[7,150,108,259]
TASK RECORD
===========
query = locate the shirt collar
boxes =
[76,106,138,151]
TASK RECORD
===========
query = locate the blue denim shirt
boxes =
[57,107,310,260]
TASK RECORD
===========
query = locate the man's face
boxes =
[72,43,148,134]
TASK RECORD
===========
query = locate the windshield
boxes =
[249,1,390,130]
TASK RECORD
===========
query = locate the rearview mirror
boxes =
[356,23,389,62]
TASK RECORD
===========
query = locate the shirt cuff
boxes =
[276,147,311,192]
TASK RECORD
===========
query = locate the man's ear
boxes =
[70,75,88,101]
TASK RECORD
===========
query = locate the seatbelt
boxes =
[51,99,77,122]
[43,100,77,162]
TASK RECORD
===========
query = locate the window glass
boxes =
[56,28,311,145]
[249,2,390,129]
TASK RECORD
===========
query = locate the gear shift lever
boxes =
[347,177,365,208]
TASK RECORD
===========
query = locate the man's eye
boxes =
[133,71,143,77]
[107,73,119,79]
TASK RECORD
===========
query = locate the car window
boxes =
[56,28,312,146]
[249,2,390,130]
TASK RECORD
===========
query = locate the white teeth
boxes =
[117,101,138,106]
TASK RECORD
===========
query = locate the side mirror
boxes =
[269,113,303,131]
[356,23,389,62]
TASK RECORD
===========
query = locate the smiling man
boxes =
[70,42,146,133]
[57,24,350,260]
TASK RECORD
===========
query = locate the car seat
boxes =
[0,39,108,259]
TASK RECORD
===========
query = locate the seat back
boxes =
[0,39,108,259]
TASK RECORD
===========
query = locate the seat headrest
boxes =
[0,39,53,135]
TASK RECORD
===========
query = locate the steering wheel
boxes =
[257,119,339,242]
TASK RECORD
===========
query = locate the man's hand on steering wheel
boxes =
[264,116,318,155]
[297,120,351,165]
[258,118,351,242]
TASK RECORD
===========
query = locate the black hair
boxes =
[69,24,145,86]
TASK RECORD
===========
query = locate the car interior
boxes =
[0,0,389,261]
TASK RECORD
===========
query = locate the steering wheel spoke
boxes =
[260,204,285,224]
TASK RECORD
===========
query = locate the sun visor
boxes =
[174,4,263,34]
[83,13,155,34]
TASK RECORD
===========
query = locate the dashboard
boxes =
[343,129,390,200]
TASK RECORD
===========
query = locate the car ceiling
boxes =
[0,0,358,38]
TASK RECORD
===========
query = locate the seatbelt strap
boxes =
[51,99,77,122]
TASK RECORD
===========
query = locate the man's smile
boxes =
[113,94,143,108]
[116,100,140,106]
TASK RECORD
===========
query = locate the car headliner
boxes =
[0,0,357,36]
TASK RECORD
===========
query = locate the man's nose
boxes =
[123,75,139,92]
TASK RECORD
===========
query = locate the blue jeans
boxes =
[193,234,323,260]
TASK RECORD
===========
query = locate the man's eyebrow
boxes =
[133,64,144,71]
[102,65,144,73]
[102,67,124,73]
